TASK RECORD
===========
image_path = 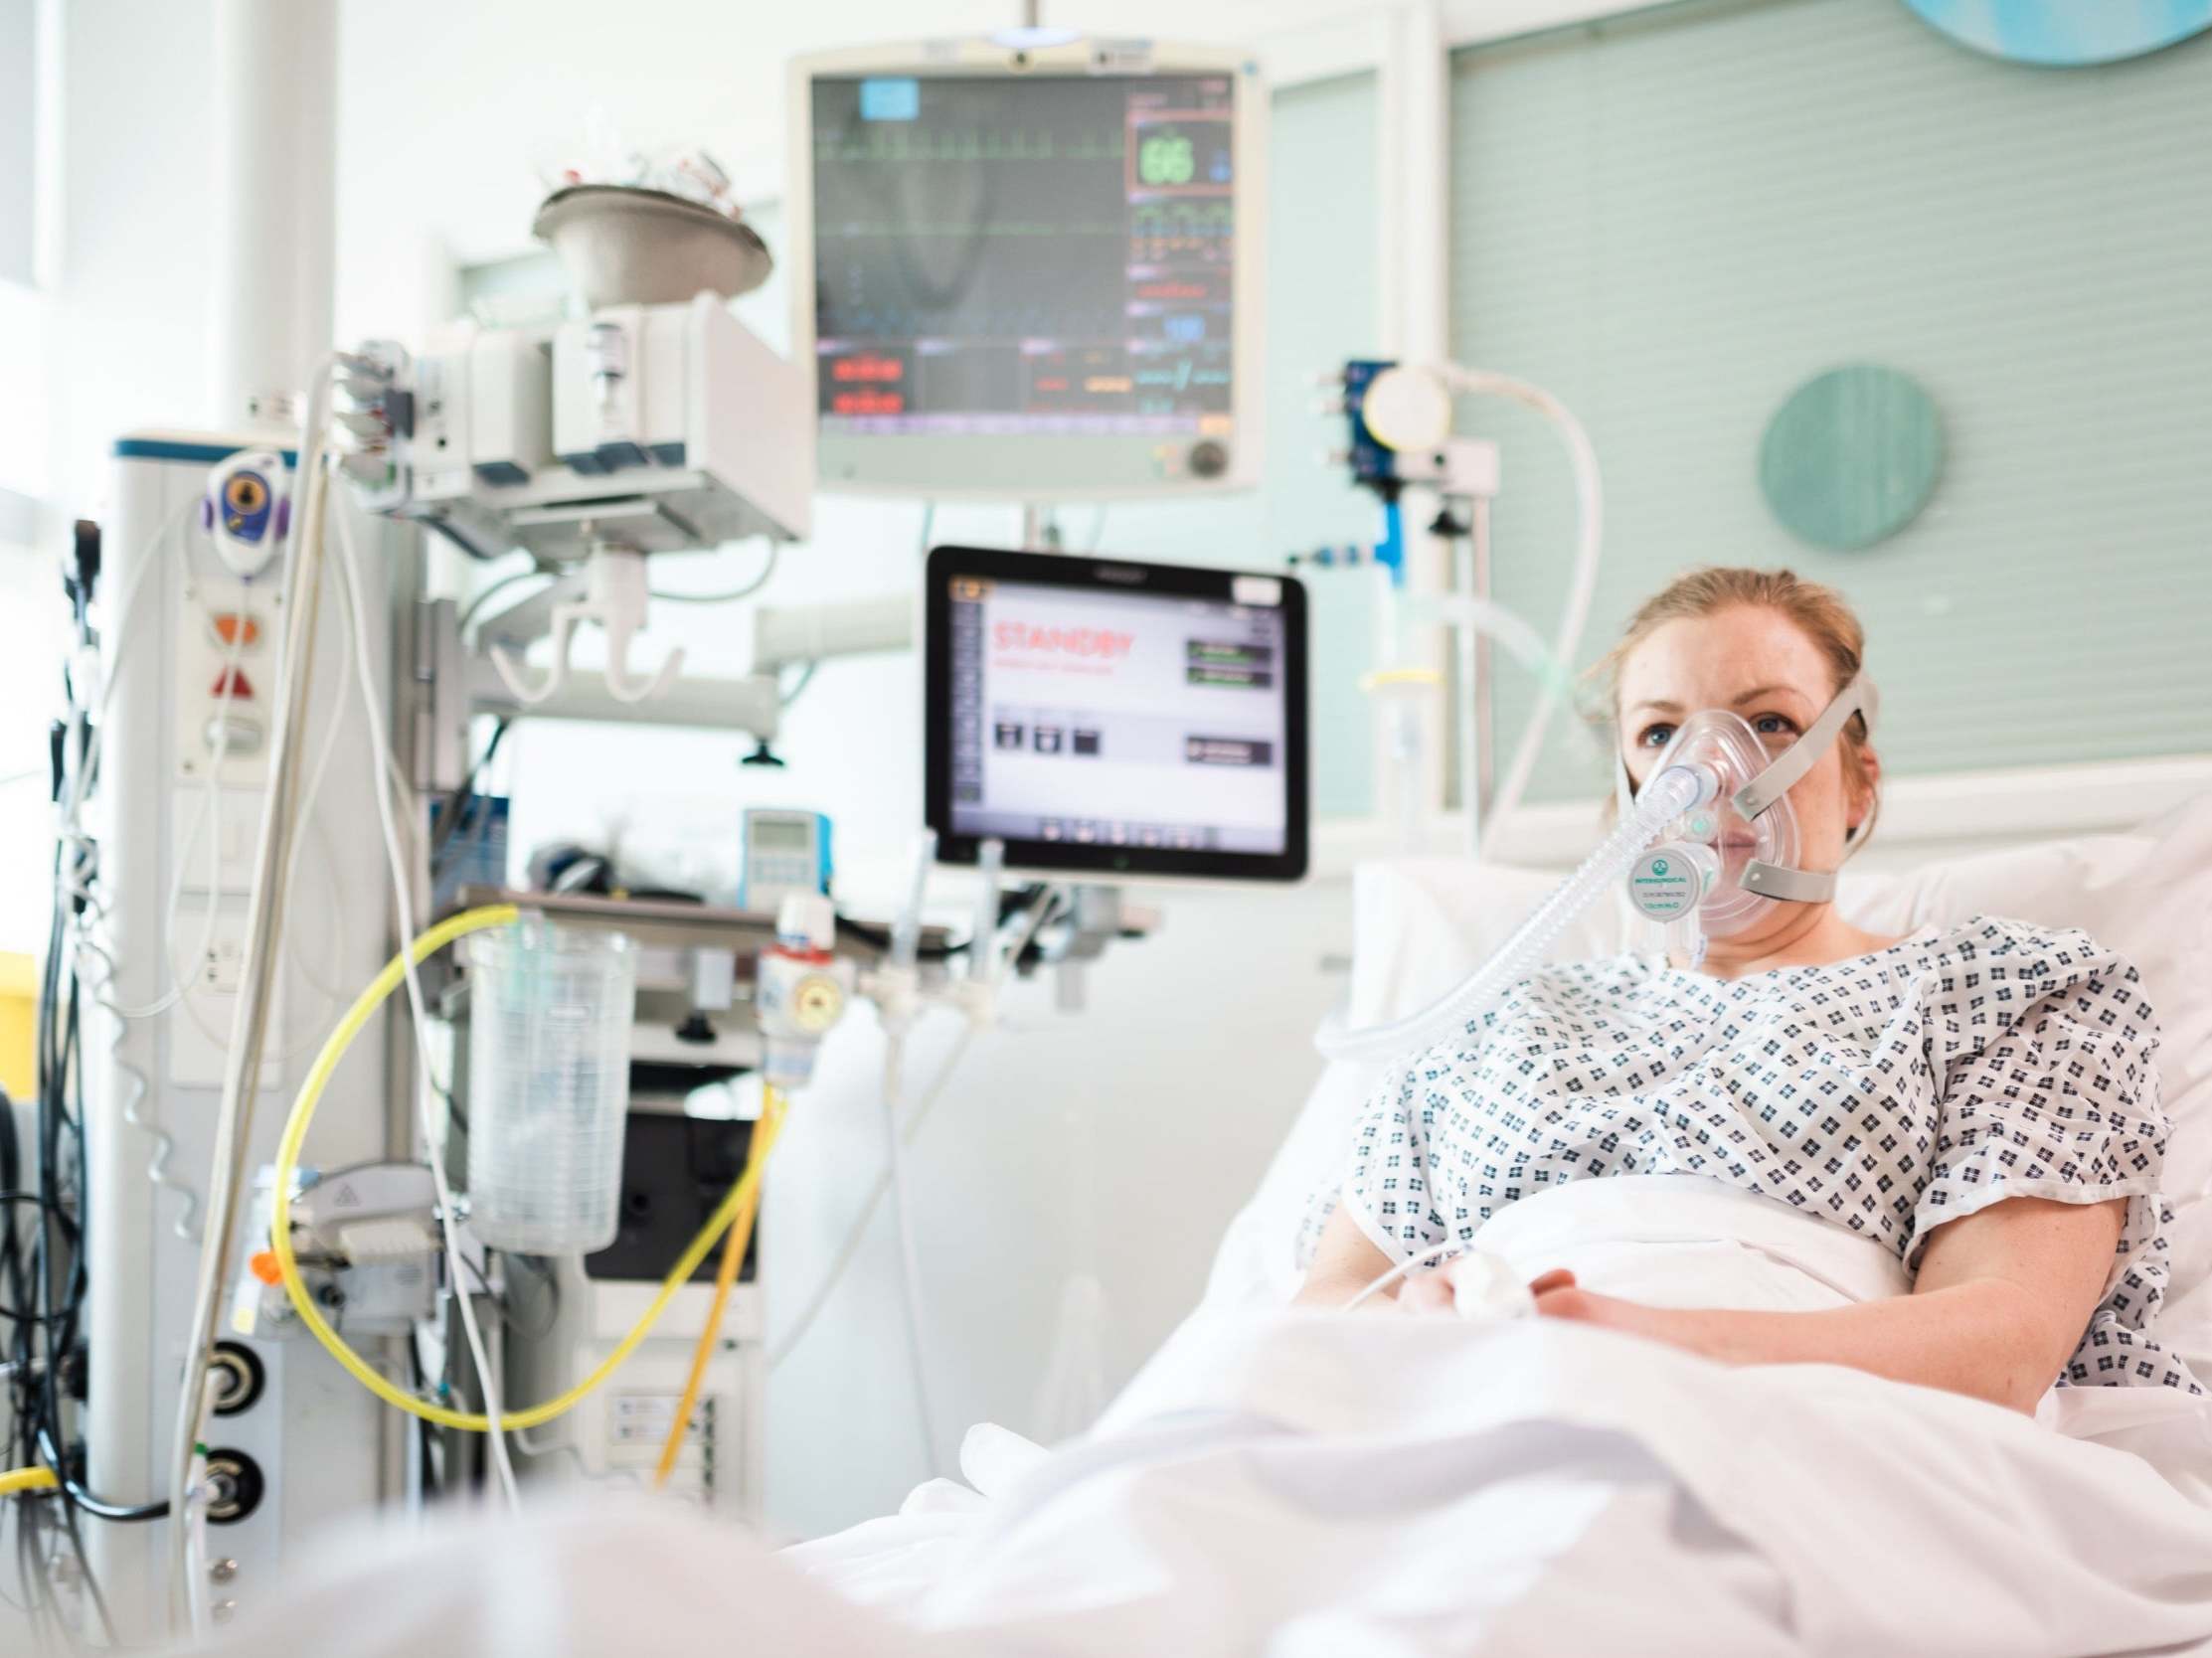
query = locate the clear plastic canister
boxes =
[464,917,636,1253]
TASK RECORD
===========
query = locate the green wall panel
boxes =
[1449,0,2212,803]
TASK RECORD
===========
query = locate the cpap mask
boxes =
[1315,670,1874,1067]
[1619,675,1874,966]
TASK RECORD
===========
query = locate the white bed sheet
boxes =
[769,1175,2212,1656]
[215,1262,2212,1658]
[211,1330,2212,1658]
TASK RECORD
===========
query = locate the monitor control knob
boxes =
[1188,439,1229,479]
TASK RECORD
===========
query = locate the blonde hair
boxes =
[1594,566,1880,848]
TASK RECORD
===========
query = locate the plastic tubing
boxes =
[1315,761,1714,1065]
[1436,365,1605,832]
[652,1085,786,1488]
[270,903,773,1431]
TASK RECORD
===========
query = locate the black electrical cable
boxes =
[0,678,78,1648]
[831,915,968,959]
[31,1426,167,1524]
[22,934,78,1651]
[460,1251,558,1341]
[48,957,163,1550]
[30,1065,170,1527]
[0,1194,77,1324]
[406,1333,440,1500]
[24,888,122,1646]
[831,884,1050,959]
[14,1494,50,1649]
[429,717,512,872]
[0,1504,30,1616]
[0,1090,25,1332]
[50,1457,115,1648]
[9,677,174,1606]
[9,851,63,1506]
[2,1080,38,1620]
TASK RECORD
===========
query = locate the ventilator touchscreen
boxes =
[925,544,1308,881]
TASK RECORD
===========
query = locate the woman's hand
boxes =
[1526,1272,1673,1341]
[1311,1199,2117,1413]
[1394,1265,1581,1318]
[1397,1263,1684,1350]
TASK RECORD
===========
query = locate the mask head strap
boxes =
[1730,672,1872,821]
[1735,671,1876,905]
[1739,859,1837,904]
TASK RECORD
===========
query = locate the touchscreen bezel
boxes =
[923,543,1308,883]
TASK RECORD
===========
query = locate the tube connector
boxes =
[1650,760,1720,814]
[1316,746,1725,1065]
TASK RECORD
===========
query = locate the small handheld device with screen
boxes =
[924,544,1307,882]
[741,807,833,913]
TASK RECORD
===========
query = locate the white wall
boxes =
[333,0,1377,341]
[1,0,218,931]
[0,554,67,954]
[48,0,219,511]
[0,0,36,286]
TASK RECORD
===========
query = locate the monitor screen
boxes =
[802,61,1256,497]
[748,817,814,853]
[926,546,1306,881]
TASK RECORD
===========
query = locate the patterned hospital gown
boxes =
[1303,915,2197,1392]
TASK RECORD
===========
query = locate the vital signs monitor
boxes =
[925,545,1307,882]
[787,38,1267,499]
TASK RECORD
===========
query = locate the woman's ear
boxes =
[1847,744,1882,837]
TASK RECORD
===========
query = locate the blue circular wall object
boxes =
[1904,0,2212,67]
[1759,366,1944,553]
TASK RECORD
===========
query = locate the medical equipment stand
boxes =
[1451,483,1497,856]
[1008,503,1145,1011]
[83,444,399,1642]
[1386,442,1503,858]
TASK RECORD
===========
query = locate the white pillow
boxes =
[1204,792,2212,1322]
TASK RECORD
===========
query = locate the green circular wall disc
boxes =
[1759,365,1944,552]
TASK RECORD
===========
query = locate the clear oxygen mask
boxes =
[1315,671,1871,1067]
[1622,709,1804,956]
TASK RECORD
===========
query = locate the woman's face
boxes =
[1615,605,1874,897]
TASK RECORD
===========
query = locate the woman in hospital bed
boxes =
[1295,566,2196,1409]
[197,566,2211,1657]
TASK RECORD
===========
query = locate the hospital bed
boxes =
[204,794,2212,1657]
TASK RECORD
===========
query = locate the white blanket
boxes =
[785,1177,2212,1656]
[209,1180,2212,1657]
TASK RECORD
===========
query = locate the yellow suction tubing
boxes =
[270,904,773,1431]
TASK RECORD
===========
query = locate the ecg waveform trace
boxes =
[811,72,1237,434]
